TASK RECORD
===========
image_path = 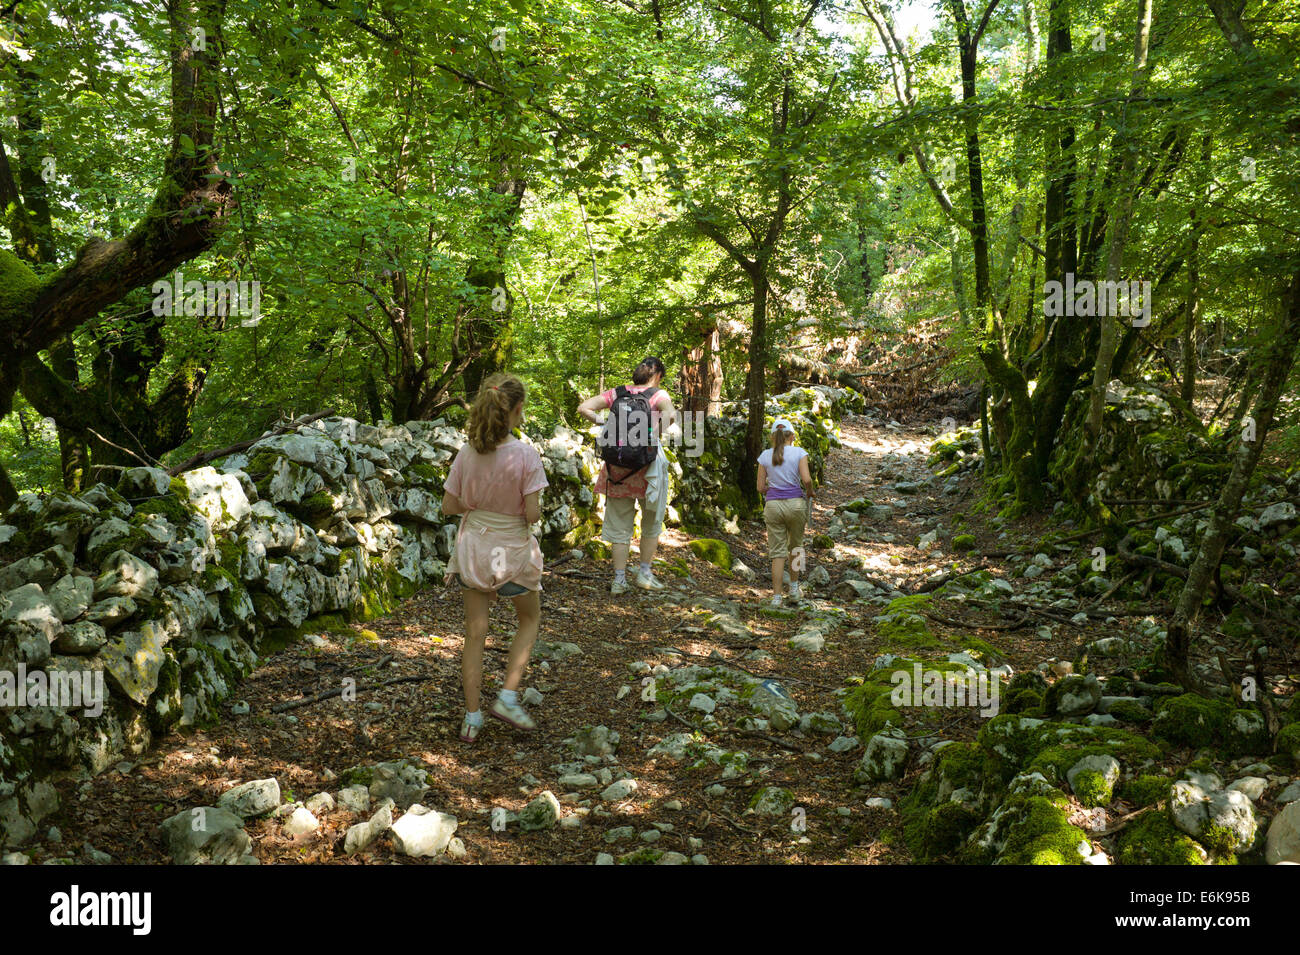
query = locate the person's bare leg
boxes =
[770,557,786,596]
[461,588,493,712]
[612,542,630,574]
[639,534,660,568]
[503,590,541,691]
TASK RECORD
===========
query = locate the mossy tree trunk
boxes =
[460,153,527,399]
[0,0,234,507]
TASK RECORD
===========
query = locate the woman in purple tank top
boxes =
[756,419,814,607]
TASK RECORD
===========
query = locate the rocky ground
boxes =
[12,414,1299,865]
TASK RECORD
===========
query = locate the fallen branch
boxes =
[1094,802,1163,837]
[717,812,760,835]
[911,565,988,594]
[663,702,804,753]
[270,673,433,713]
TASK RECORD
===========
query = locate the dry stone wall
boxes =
[0,384,862,846]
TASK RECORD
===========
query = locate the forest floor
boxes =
[38,414,1116,864]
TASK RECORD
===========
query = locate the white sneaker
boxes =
[490,697,536,730]
[611,578,629,595]
[789,581,803,602]
[633,571,665,591]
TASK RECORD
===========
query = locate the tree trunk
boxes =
[462,154,526,395]
[680,322,722,415]
[1181,225,1200,406]
[0,0,234,508]
[1164,270,1300,688]
[1082,0,1154,452]
[740,271,768,505]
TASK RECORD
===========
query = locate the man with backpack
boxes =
[578,357,678,594]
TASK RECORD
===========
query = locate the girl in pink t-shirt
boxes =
[443,373,549,742]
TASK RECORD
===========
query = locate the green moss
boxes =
[904,801,980,860]
[1006,689,1043,714]
[131,491,191,526]
[898,741,987,859]
[1070,770,1113,808]
[979,715,1163,787]
[618,847,665,865]
[961,637,1001,662]
[952,534,977,551]
[997,794,1089,865]
[246,451,281,480]
[810,534,835,550]
[261,612,353,652]
[200,562,251,624]
[406,463,440,486]
[874,594,943,650]
[584,539,612,561]
[0,248,41,315]
[216,536,243,572]
[664,557,690,578]
[147,652,184,734]
[1198,821,1240,857]
[1275,723,1300,762]
[1107,699,1153,724]
[87,525,150,569]
[0,527,29,564]
[1116,812,1207,865]
[284,490,335,524]
[687,538,732,571]
[747,786,795,813]
[341,766,375,787]
[1120,774,1172,807]
[1026,746,1121,805]
[843,679,904,739]
[1152,694,1269,756]
[195,637,244,683]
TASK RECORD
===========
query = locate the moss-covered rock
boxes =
[687,538,732,571]
[996,794,1091,865]
[584,539,612,561]
[1152,694,1270,756]
[1117,812,1208,865]
[1120,774,1173,808]
[874,594,943,650]
[1107,699,1154,724]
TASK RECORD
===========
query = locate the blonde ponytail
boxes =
[772,428,788,466]
[468,373,526,453]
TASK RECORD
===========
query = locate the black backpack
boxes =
[599,385,659,480]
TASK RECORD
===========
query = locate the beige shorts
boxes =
[601,496,662,545]
[764,497,807,559]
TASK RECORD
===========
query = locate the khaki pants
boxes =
[764,497,807,559]
[602,496,662,545]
